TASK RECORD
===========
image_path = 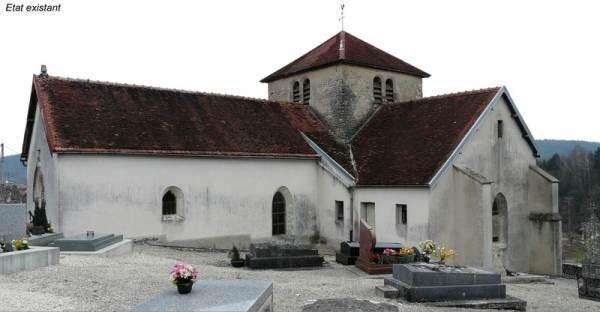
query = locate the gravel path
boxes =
[1,243,599,311]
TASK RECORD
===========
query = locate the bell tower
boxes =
[262,32,429,141]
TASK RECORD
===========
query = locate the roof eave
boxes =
[261,60,430,83]
[54,149,321,160]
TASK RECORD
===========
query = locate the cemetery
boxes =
[0,241,599,311]
[1,200,600,311]
[0,200,599,311]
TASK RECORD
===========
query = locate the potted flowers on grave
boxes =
[12,237,29,251]
[170,262,199,294]
[435,246,456,265]
[230,245,245,268]
[381,247,415,264]
[418,240,437,263]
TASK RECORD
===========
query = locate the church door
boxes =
[272,192,286,235]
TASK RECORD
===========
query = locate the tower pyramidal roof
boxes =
[261,31,430,82]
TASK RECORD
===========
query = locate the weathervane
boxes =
[339,3,345,31]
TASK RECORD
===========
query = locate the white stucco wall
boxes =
[429,94,559,274]
[26,104,59,230]
[314,165,352,247]
[56,154,321,246]
[353,187,430,247]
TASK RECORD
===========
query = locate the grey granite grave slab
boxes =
[393,263,501,287]
[29,233,64,246]
[302,298,398,312]
[384,263,515,302]
[424,295,527,311]
[50,233,123,251]
[131,280,273,312]
[0,204,26,242]
[246,242,323,269]
[384,277,506,302]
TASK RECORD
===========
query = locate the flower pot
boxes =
[176,282,194,294]
[31,226,46,236]
[231,259,245,268]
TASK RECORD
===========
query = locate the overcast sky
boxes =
[0,0,598,156]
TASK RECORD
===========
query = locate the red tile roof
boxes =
[261,31,429,82]
[351,88,501,185]
[25,75,321,159]
[22,76,520,186]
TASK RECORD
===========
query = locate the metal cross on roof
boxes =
[339,4,345,31]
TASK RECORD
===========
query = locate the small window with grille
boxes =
[335,201,344,222]
[396,204,407,225]
[497,120,504,138]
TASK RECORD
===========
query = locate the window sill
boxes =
[162,215,185,223]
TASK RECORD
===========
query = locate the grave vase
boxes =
[175,281,194,294]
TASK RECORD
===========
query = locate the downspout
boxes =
[347,143,358,242]
[348,186,354,241]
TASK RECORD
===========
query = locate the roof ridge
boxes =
[35,74,272,103]
[392,87,502,104]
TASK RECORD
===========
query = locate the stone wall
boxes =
[267,64,422,140]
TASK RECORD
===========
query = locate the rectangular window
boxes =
[396,204,407,225]
[497,120,504,138]
[361,202,376,228]
[335,201,344,222]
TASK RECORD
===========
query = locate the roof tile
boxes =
[261,31,429,82]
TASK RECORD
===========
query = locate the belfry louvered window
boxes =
[385,79,394,102]
[302,79,310,105]
[292,81,300,102]
[373,77,382,104]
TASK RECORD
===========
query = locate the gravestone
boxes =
[579,213,600,301]
[0,204,26,242]
[335,241,359,265]
[355,220,395,274]
[50,232,123,251]
[131,280,273,312]
[245,241,323,269]
[382,263,526,310]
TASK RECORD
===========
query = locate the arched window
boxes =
[385,79,394,102]
[272,191,286,235]
[302,79,310,105]
[162,191,177,216]
[492,193,508,244]
[373,77,382,104]
[292,81,300,102]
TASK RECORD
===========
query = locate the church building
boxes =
[21,31,561,275]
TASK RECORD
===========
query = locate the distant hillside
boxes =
[536,139,600,159]
[2,154,26,185]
